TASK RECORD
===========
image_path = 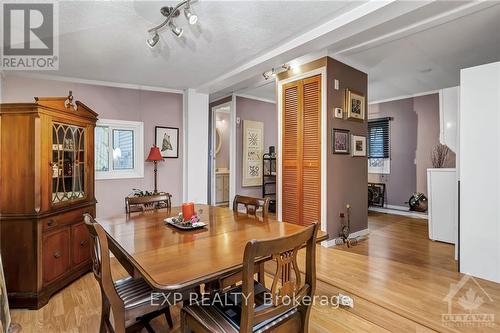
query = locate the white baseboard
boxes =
[369,206,427,219]
[322,228,369,248]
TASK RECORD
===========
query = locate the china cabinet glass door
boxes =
[51,122,86,204]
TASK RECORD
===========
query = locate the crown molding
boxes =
[234,94,276,104]
[4,72,183,94]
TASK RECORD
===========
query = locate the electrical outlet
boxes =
[339,212,345,218]
[338,294,354,308]
[334,79,340,90]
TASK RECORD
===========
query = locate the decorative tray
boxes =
[164,217,207,230]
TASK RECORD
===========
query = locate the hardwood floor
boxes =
[337,212,457,272]
[10,212,500,332]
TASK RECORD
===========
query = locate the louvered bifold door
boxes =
[282,81,302,225]
[301,76,321,225]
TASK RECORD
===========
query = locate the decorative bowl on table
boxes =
[164,212,207,230]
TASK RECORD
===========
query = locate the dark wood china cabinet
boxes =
[0,92,97,309]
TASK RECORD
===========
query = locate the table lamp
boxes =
[146,145,164,193]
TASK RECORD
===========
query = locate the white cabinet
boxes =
[216,173,229,204]
[427,168,457,244]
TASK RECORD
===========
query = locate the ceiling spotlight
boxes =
[262,63,291,80]
[147,32,160,48]
[169,22,183,38]
[184,7,198,25]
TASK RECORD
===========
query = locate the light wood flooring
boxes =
[10,212,500,332]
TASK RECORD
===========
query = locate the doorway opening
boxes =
[211,103,232,207]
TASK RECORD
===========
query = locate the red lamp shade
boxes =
[146,146,164,162]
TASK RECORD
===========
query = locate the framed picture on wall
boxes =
[242,120,264,187]
[155,126,179,158]
[351,135,366,157]
[368,183,386,207]
[345,89,365,121]
[332,129,350,154]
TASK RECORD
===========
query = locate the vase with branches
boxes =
[431,143,450,168]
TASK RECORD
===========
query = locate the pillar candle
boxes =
[182,202,195,220]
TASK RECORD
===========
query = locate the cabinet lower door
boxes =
[43,228,71,285]
[72,222,91,265]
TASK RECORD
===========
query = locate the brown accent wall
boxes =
[327,57,368,236]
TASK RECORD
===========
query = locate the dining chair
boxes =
[83,214,173,333]
[182,222,319,333]
[125,192,172,213]
[216,195,270,291]
[233,195,270,218]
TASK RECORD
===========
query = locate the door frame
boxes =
[210,100,236,206]
[277,67,327,233]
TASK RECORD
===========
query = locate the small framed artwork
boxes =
[332,129,350,154]
[155,126,179,158]
[351,135,366,157]
[345,89,365,121]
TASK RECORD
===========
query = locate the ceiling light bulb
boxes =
[147,32,160,48]
[184,8,198,25]
[169,22,183,38]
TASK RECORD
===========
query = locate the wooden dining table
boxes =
[97,204,328,292]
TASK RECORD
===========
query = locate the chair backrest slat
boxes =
[239,222,319,333]
[84,213,126,333]
[232,195,270,218]
[125,192,172,213]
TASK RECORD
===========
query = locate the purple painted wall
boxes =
[368,93,456,207]
[2,75,183,218]
[236,96,276,198]
[414,94,456,193]
[368,99,417,207]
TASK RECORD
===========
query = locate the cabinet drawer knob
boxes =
[47,220,56,227]
[80,240,88,247]
[53,251,62,259]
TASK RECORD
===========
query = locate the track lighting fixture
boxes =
[263,64,291,80]
[184,6,198,25]
[146,32,160,48]
[169,22,183,38]
[147,0,198,48]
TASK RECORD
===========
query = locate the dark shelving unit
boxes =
[262,152,277,212]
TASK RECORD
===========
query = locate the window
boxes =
[368,118,390,158]
[368,117,391,174]
[95,119,144,180]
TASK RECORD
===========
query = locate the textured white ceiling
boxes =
[28,0,363,89]
[237,3,500,103]
[338,2,500,102]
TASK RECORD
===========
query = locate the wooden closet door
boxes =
[281,75,321,226]
[301,75,321,225]
[282,80,302,225]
